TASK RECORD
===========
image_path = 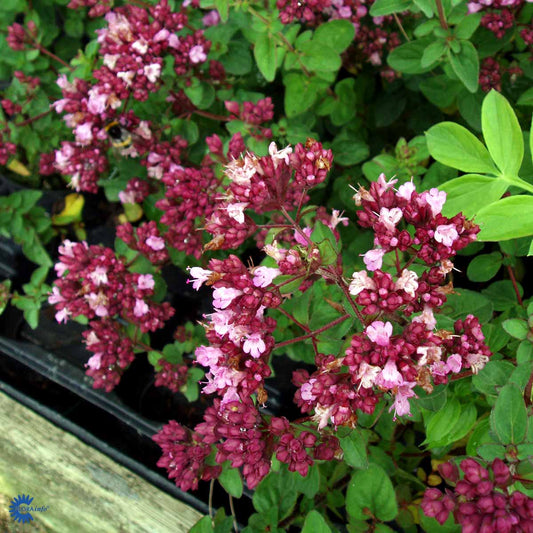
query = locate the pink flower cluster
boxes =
[154,358,189,393]
[422,458,533,532]
[276,0,401,70]
[68,0,113,18]
[292,175,489,426]
[116,221,170,265]
[189,255,282,406]
[154,398,340,491]
[48,0,213,193]
[467,0,532,39]
[49,239,174,390]
[204,139,333,250]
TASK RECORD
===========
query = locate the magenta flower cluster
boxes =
[292,174,489,427]
[49,240,174,390]
[422,458,533,532]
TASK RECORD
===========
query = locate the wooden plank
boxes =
[0,392,203,532]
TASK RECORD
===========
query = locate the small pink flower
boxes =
[349,270,376,295]
[434,224,459,247]
[329,209,349,230]
[195,345,223,367]
[48,286,65,305]
[376,173,398,194]
[146,236,165,251]
[89,266,108,286]
[268,142,292,166]
[413,305,437,330]
[446,354,462,373]
[242,333,266,358]
[294,227,312,246]
[212,287,243,309]
[187,267,212,290]
[396,179,416,200]
[144,63,161,83]
[134,299,149,317]
[55,307,70,324]
[395,269,418,297]
[421,188,447,216]
[356,362,380,389]
[300,379,318,401]
[252,266,280,288]
[189,45,206,64]
[466,353,489,374]
[138,274,155,290]
[389,382,416,420]
[226,202,248,224]
[362,248,385,271]
[365,320,393,346]
[202,9,220,26]
[75,123,93,144]
[376,360,403,389]
[378,207,402,232]
[86,353,103,370]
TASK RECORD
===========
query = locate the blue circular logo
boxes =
[9,494,34,523]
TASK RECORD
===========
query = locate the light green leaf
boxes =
[477,195,533,241]
[440,174,507,218]
[219,466,243,498]
[421,40,447,68]
[388,39,435,74]
[482,90,524,177]
[298,41,341,72]
[426,123,498,174]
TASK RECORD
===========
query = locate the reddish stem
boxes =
[13,109,51,128]
[274,313,350,349]
[507,264,523,306]
[276,307,311,333]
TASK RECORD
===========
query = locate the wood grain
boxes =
[0,392,202,532]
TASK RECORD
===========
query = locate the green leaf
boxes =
[346,464,398,522]
[482,280,523,312]
[440,174,507,218]
[482,90,524,177]
[370,0,412,16]
[502,319,529,340]
[284,73,322,117]
[517,87,533,107]
[423,398,461,447]
[302,510,332,533]
[339,429,368,469]
[254,33,278,82]
[426,122,498,174]
[448,41,479,93]
[298,41,341,72]
[219,466,243,498]
[491,383,528,445]
[472,360,515,397]
[421,40,447,68]
[454,13,482,39]
[190,516,215,533]
[419,76,463,109]
[214,0,229,22]
[477,196,533,241]
[313,19,355,53]
[466,252,503,282]
[388,39,435,74]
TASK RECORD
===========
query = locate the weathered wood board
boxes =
[0,392,203,532]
